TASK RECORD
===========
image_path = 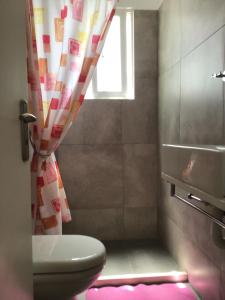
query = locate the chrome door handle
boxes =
[19,112,36,123]
[19,100,36,162]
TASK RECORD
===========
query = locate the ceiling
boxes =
[117,0,164,10]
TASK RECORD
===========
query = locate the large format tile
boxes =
[122,78,158,144]
[160,181,187,230]
[179,194,225,274]
[180,28,224,145]
[123,144,158,208]
[181,0,225,56]
[163,217,222,300]
[184,240,222,300]
[159,1,225,297]
[159,0,181,74]
[63,209,124,240]
[96,240,187,286]
[62,102,86,145]
[102,239,185,275]
[125,240,183,274]
[58,145,123,209]
[101,241,133,276]
[124,207,157,239]
[121,11,158,144]
[83,100,122,144]
[135,11,158,79]
[161,181,206,246]
[159,63,181,145]
[62,100,122,145]
[58,10,159,241]
[161,181,225,272]
[185,243,222,300]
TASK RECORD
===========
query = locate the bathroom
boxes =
[1,0,225,299]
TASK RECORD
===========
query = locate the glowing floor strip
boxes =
[94,271,188,287]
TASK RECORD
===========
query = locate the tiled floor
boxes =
[76,239,192,300]
[95,239,187,286]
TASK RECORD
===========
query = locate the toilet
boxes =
[32,235,106,300]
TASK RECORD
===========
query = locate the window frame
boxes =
[85,8,134,100]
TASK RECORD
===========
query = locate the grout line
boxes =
[159,24,225,77]
[67,205,158,212]
[120,99,127,240]
[60,142,158,146]
[178,0,182,145]
[126,243,135,274]
[156,9,161,238]
[181,23,225,61]
[179,60,182,144]
[223,27,225,144]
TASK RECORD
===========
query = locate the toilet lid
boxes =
[32,235,106,274]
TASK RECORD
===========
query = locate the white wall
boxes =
[118,0,163,10]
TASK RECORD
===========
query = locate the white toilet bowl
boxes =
[32,235,106,300]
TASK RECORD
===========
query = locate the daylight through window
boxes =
[85,9,134,100]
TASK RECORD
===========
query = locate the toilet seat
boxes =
[32,235,106,275]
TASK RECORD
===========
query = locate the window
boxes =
[85,9,134,100]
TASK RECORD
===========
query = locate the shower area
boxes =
[57,9,172,283]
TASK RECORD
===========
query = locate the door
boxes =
[0,1,33,299]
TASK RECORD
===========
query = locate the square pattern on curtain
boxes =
[26,0,117,234]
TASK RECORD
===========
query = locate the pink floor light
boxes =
[86,283,198,300]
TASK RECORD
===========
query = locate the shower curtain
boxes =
[26,0,117,234]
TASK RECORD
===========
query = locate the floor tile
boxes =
[95,240,187,286]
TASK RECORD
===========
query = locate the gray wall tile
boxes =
[59,145,123,210]
[161,217,222,300]
[62,100,122,145]
[122,10,158,145]
[159,0,225,297]
[122,79,158,144]
[181,0,225,56]
[135,11,158,79]
[159,181,188,231]
[180,28,224,145]
[161,182,225,272]
[159,63,181,144]
[63,209,124,240]
[124,144,158,208]
[124,207,157,239]
[59,11,159,239]
[183,232,222,300]
[83,101,122,145]
[159,0,181,73]
[62,103,86,145]
[127,241,182,274]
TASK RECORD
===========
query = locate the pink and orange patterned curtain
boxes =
[26,0,117,234]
